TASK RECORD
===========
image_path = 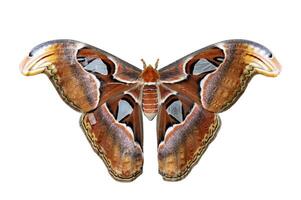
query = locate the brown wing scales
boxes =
[157,94,220,180]
[20,39,281,181]
[81,94,144,181]
[157,39,280,180]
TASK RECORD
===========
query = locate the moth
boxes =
[20,39,281,181]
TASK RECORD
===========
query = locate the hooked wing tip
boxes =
[20,39,86,76]
[217,39,282,77]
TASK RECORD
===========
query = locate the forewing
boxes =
[20,39,142,112]
[159,39,281,113]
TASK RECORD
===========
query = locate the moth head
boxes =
[141,58,159,69]
[140,58,160,82]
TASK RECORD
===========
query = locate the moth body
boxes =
[20,39,281,182]
[140,64,160,120]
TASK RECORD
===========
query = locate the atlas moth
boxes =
[20,39,281,181]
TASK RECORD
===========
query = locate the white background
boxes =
[0,0,300,199]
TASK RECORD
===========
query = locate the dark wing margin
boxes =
[156,94,220,181]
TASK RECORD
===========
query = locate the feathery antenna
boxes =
[141,59,147,69]
[154,58,159,69]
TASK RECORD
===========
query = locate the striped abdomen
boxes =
[142,85,159,120]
